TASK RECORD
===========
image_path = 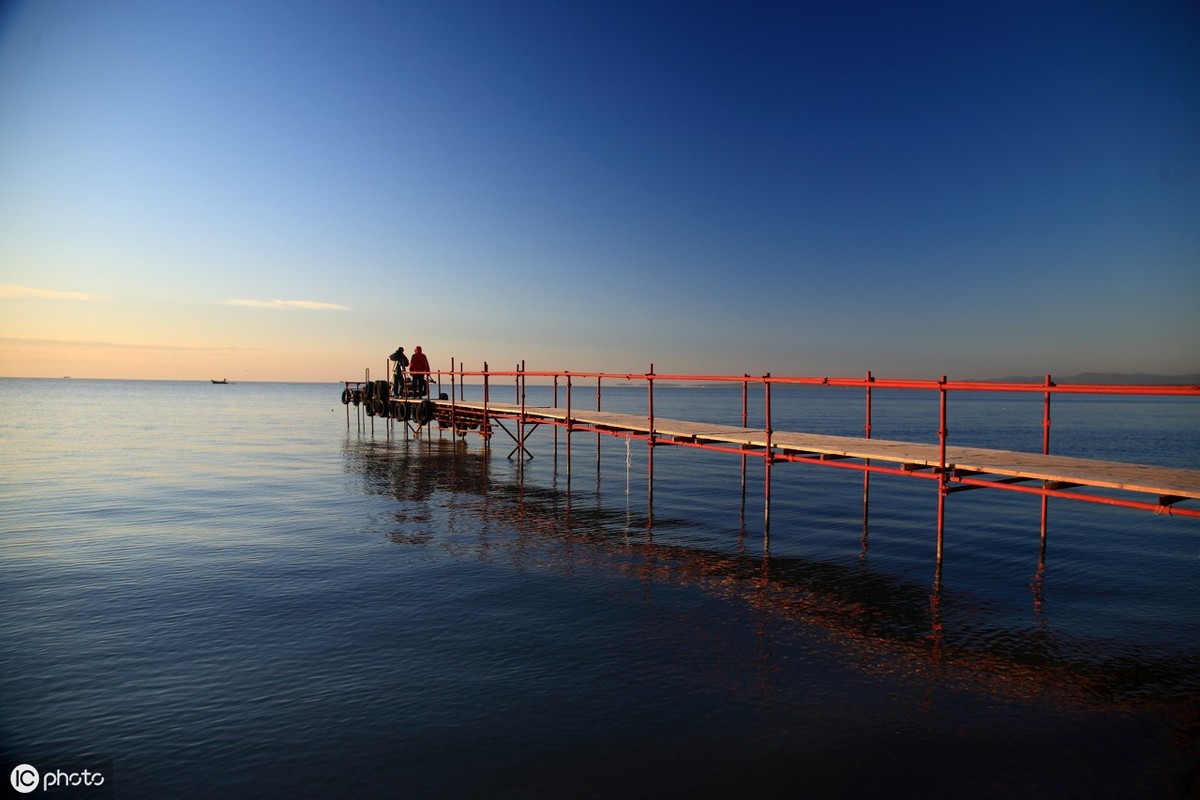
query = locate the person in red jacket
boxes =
[408,345,431,397]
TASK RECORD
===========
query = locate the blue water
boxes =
[1,378,1198,798]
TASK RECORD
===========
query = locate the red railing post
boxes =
[741,375,749,428]
[865,370,874,439]
[864,370,874,541]
[765,374,773,440]
[565,371,573,469]
[647,364,655,438]
[449,357,457,434]
[595,374,603,467]
[483,361,490,422]
[1041,374,1053,550]
[764,373,773,536]
[936,375,948,565]
[518,360,526,452]
[647,364,656,515]
[741,374,750,506]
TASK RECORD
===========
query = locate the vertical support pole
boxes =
[449,357,457,436]
[367,368,374,436]
[1040,374,1052,557]
[434,368,443,440]
[863,370,873,550]
[741,375,749,428]
[596,375,602,470]
[550,374,560,485]
[647,364,655,527]
[385,359,393,439]
[518,360,525,458]
[740,375,749,513]
[764,373,772,544]
[482,362,490,452]
[936,375,948,568]
[565,371,573,466]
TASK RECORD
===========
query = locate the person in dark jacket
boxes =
[408,346,430,397]
[389,346,409,395]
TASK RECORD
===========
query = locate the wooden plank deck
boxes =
[432,401,1200,501]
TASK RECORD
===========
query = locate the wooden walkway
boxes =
[423,400,1200,505]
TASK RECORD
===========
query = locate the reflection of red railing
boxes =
[345,361,1199,566]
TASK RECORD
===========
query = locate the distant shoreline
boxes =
[982,372,1200,386]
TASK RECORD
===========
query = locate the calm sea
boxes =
[1,377,1197,798]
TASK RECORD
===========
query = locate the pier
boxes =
[342,364,1200,567]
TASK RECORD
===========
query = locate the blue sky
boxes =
[1,0,1197,381]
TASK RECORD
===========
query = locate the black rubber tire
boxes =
[341,388,352,404]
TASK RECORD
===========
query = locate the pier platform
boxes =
[415,400,1200,506]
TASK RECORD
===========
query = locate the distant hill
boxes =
[984,372,1200,386]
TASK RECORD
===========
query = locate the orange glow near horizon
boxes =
[0,337,362,382]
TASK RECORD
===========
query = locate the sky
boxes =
[1,0,1198,382]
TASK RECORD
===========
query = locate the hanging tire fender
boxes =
[417,399,435,425]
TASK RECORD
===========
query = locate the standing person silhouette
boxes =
[408,345,431,398]
[389,346,408,395]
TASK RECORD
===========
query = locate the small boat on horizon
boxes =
[211,378,229,384]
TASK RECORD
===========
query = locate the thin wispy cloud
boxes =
[0,284,105,301]
[225,299,351,311]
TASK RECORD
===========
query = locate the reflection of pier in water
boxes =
[341,436,1200,711]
